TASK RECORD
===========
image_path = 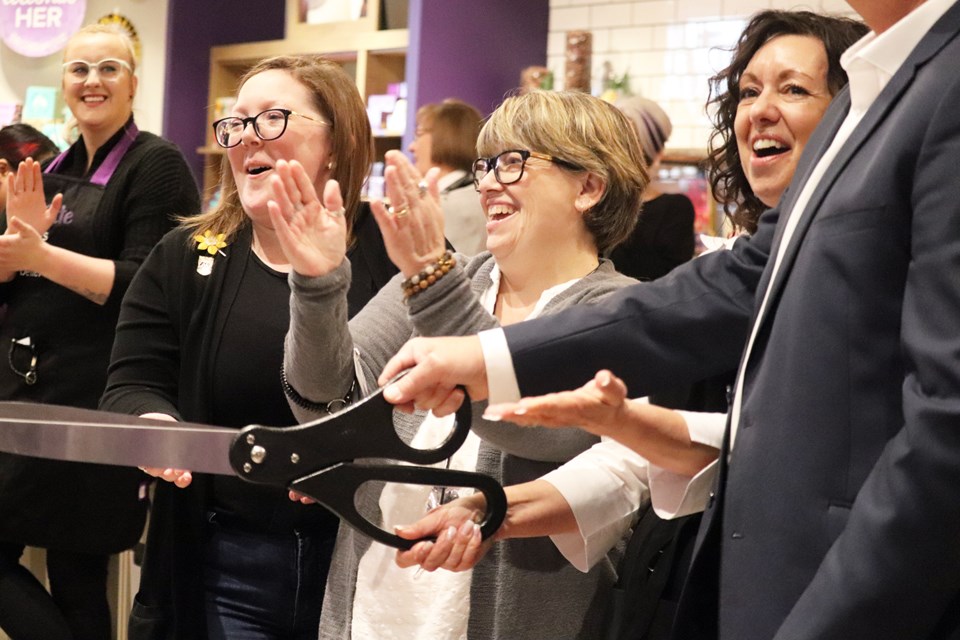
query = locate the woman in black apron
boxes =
[0,24,200,640]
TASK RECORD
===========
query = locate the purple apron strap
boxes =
[44,121,140,186]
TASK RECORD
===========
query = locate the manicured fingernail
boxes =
[513,407,527,415]
[446,525,457,540]
[482,411,502,421]
[383,385,399,401]
[473,523,481,539]
[458,520,474,538]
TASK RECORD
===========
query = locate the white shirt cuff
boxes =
[479,328,521,404]
[542,439,650,572]
[648,411,726,519]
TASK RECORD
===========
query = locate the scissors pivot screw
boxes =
[243,462,252,473]
[250,445,266,464]
[246,434,256,445]
[290,453,300,464]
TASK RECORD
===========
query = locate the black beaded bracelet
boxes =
[401,250,457,299]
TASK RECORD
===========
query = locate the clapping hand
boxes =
[268,159,348,278]
[370,150,445,278]
[5,158,62,237]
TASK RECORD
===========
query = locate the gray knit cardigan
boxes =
[285,252,638,640]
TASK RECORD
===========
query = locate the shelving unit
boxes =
[197,0,409,199]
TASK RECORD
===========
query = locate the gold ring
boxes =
[417,181,428,198]
[389,205,410,219]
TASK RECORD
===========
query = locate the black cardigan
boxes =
[101,205,397,640]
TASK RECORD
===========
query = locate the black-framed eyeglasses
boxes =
[471,149,582,190]
[212,108,329,149]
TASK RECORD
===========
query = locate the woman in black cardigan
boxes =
[100,55,396,640]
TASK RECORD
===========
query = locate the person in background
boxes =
[0,124,59,212]
[100,54,397,640]
[275,89,646,640]
[608,96,695,282]
[409,99,486,255]
[0,23,200,640]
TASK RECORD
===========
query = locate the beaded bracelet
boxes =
[401,250,457,299]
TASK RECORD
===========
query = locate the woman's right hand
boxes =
[5,158,62,237]
[138,412,193,488]
[268,159,347,278]
[394,494,490,572]
[370,150,446,278]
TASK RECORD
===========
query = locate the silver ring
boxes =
[327,207,345,218]
[417,181,428,198]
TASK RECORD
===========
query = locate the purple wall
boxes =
[162,0,285,181]
[405,0,549,150]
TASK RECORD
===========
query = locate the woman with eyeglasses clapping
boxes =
[100,54,397,640]
[274,89,646,640]
[0,23,200,640]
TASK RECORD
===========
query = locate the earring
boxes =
[327,161,334,170]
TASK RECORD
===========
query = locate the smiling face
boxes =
[62,32,137,139]
[734,34,832,208]
[477,152,595,268]
[228,69,333,226]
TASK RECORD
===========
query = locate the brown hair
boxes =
[417,99,483,172]
[706,10,868,233]
[478,90,648,255]
[183,55,373,243]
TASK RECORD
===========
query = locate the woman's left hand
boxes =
[394,494,490,573]
[268,159,347,278]
[370,150,446,278]
[0,216,48,274]
[5,158,62,237]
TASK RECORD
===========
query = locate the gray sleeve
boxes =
[284,259,418,423]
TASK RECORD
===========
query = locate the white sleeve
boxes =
[648,411,726,519]
[541,438,650,572]
[479,328,522,404]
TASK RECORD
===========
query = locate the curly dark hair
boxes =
[706,10,868,233]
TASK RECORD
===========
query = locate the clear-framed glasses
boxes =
[62,58,133,83]
[471,149,582,190]
[212,108,329,149]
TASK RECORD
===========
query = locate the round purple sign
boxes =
[0,0,86,58]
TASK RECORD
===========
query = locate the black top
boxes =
[211,250,334,535]
[102,205,398,640]
[608,192,695,282]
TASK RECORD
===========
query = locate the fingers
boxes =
[413,520,484,572]
[46,193,63,226]
[321,179,344,216]
[288,490,317,504]
[140,467,193,488]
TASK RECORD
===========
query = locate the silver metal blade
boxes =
[0,402,238,476]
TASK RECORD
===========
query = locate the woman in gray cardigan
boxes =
[271,90,648,640]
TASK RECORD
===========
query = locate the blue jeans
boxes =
[202,515,333,640]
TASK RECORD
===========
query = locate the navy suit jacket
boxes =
[503,5,960,639]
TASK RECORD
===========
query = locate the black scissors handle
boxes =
[290,463,507,550]
[230,381,472,486]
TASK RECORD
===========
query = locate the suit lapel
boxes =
[752,6,960,335]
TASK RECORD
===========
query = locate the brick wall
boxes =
[547,0,857,152]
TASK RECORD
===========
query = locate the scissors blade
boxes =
[0,401,237,476]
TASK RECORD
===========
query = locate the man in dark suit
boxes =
[379,1,960,638]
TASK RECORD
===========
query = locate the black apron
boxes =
[0,122,149,554]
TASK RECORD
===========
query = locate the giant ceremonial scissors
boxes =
[0,383,506,549]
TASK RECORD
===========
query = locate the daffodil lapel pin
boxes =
[195,231,227,276]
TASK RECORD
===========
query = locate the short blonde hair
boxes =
[478,90,648,254]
